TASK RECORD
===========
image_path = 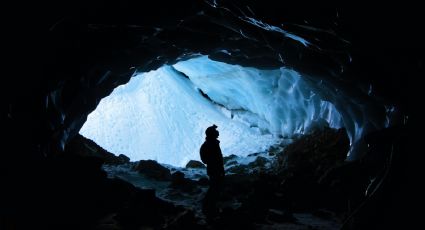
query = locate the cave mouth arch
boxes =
[45,0,396,165]
[79,55,344,167]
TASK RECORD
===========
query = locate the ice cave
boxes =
[3,1,414,229]
[80,56,344,166]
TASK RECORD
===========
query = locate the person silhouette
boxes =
[200,124,225,183]
[200,124,225,219]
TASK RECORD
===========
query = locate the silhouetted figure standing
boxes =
[200,124,225,219]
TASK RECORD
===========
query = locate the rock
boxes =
[185,160,205,168]
[171,171,186,184]
[277,127,349,178]
[117,154,130,164]
[268,145,284,156]
[114,187,181,229]
[170,171,198,192]
[67,134,129,165]
[223,154,238,164]
[225,160,237,167]
[247,152,262,157]
[274,127,351,210]
[135,160,171,181]
[227,164,248,174]
[248,156,268,168]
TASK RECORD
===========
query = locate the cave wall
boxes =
[4,1,416,163]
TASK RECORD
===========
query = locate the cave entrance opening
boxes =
[79,55,343,168]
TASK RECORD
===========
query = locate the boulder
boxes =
[170,171,198,193]
[66,134,131,165]
[225,160,238,167]
[171,171,186,184]
[185,160,205,168]
[248,156,268,168]
[135,160,171,181]
[227,164,248,174]
[223,154,238,164]
[117,154,130,164]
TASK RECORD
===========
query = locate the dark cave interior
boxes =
[2,0,418,229]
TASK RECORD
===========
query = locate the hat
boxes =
[205,124,219,137]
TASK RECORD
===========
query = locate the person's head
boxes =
[205,124,219,139]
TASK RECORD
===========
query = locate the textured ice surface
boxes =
[80,56,343,166]
[80,66,278,166]
[173,56,343,137]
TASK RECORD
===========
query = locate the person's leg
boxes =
[202,175,220,219]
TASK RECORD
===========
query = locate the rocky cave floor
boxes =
[64,126,370,230]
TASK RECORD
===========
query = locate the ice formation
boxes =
[80,56,344,167]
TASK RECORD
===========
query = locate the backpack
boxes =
[200,143,209,164]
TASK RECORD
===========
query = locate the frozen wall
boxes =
[173,56,343,137]
[80,56,344,167]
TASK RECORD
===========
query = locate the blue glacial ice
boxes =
[80,56,344,167]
